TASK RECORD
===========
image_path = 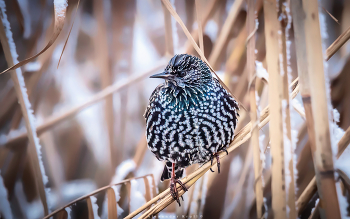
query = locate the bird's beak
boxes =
[150,72,173,79]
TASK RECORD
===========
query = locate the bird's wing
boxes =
[144,84,165,120]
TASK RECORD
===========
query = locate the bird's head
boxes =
[150,54,212,87]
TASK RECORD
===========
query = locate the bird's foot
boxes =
[210,149,228,173]
[170,177,188,206]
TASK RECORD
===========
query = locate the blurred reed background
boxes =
[0,0,349,218]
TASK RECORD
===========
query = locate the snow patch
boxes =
[255,61,269,82]
[54,0,68,18]
[129,179,147,214]
[65,206,72,219]
[0,171,12,219]
[25,61,42,72]
[90,196,101,219]
[111,159,136,184]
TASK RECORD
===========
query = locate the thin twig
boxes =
[326,24,350,60]
[57,0,81,68]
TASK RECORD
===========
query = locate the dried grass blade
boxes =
[326,24,350,61]
[161,0,174,56]
[93,0,114,173]
[278,1,297,217]
[107,188,118,219]
[57,0,81,68]
[0,0,68,75]
[185,0,219,54]
[208,0,245,67]
[86,197,95,219]
[322,6,340,25]
[149,175,157,199]
[133,136,148,168]
[337,126,350,158]
[246,0,263,217]
[0,1,49,215]
[57,210,68,219]
[194,0,204,58]
[296,177,317,213]
[143,177,152,203]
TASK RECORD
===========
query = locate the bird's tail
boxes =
[161,162,184,181]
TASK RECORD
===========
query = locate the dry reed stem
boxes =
[107,188,118,219]
[337,126,350,158]
[296,177,317,213]
[278,1,297,217]
[161,0,174,56]
[126,79,300,219]
[87,197,94,219]
[0,0,68,75]
[223,24,247,85]
[194,0,204,59]
[57,0,80,68]
[185,0,219,54]
[302,0,341,218]
[247,0,263,217]
[143,177,152,203]
[263,0,287,218]
[43,174,153,219]
[222,142,254,219]
[0,2,49,215]
[207,0,245,68]
[57,210,68,219]
[195,175,206,215]
[296,124,350,214]
[185,174,197,215]
[93,0,114,174]
[133,136,148,169]
[326,24,350,61]
[1,62,166,149]
[322,7,340,25]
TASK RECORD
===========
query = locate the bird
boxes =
[144,54,239,206]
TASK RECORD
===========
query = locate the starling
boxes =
[144,54,239,205]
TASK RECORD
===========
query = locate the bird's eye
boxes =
[179,71,186,77]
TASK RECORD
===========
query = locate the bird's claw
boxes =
[170,178,188,206]
[210,153,221,173]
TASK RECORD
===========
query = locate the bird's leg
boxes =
[170,163,188,206]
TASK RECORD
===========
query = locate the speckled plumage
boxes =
[144,54,239,181]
